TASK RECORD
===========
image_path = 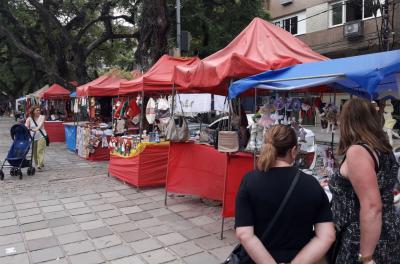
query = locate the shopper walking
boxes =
[25,105,47,171]
[235,124,335,264]
[330,98,400,263]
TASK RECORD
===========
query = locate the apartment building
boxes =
[266,0,400,58]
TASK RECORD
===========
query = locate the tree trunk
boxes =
[135,0,169,70]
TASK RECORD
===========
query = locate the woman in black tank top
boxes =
[329,98,400,264]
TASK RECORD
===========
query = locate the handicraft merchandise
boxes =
[77,123,112,159]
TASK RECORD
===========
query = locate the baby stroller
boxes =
[0,124,36,180]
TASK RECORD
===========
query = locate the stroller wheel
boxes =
[10,168,16,176]
[0,170,4,181]
[17,169,23,180]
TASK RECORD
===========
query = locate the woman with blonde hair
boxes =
[235,124,335,264]
[329,98,400,263]
[25,105,47,171]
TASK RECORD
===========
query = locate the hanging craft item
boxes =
[125,100,141,119]
[146,98,156,124]
[257,104,275,127]
[156,97,170,124]
[284,98,293,111]
[113,99,125,118]
[292,98,301,112]
[273,97,284,111]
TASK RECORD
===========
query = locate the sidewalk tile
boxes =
[101,245,134,261]
[92,234,122,249]
[120,206,142,215]
[194,235,226,250]
[110,255,145,264]
[48,216,74,228]
[17,208,40,217]
[183,252,219,264]
[120,229,149,243]
[140,248,176,264]
[130,238,162,253]
[72,213,97,223]
[53,224,80,235]
[68,251,104,264]
[169,241,203,257]
[103,215,130,226]
[24,228,52,240]
[62,240,95,255]
[86,226,113,239]
[27,236,58,251]
[157,232,187,246]
[0,252,29,264]
[19,214,45,225]
[57,231,87,245]
[30,246,64,263]
[80,220,105,230]
[0,242,26,257]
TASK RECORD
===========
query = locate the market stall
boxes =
[214,49,400,234]
[108,55,200,188]
[74,74,126,161]
[165,17,327,223]
[38,84,71,142]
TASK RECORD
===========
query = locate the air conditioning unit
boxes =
[344,20,363,39]
[280,0,292,5]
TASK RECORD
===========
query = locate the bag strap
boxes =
[31,117,46,138]
[259,169,301,242]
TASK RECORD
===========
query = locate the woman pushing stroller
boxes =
[25,105,47,171]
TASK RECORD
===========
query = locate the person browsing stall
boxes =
[235,124,335,264]
[25,105,47,171]
[329,98,400,263]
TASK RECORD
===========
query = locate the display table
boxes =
[63,123,77,151]
[165,142,254,217]
[44,121,65,142]
[87,142,110,161]
[108,142,169,188]
[76,125,112,161]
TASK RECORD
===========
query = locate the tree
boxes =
[0,0,140,89]
[168,0,269,57]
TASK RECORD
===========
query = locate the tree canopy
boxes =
[0,0,268,99]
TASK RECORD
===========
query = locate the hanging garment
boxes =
[125,99,140,119]
[146,98,156,124]
[113,99,125,119]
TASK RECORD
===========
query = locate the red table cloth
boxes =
[44,121,65,142]
[166,142,254,217]
[108,143,169,188]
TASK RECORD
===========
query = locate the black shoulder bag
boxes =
[224,169,301,264]
[32,117,50,146]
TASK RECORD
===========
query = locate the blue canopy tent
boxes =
[229,50,400,100]
[70,91,76,97]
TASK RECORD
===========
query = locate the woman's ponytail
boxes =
[256,124,297,172]
[257,141,277,171]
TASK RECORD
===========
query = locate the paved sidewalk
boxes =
[0,117,236,264]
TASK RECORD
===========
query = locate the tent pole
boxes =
[165,84,176,207]
[139,91,145,143]
[253,88,257,170]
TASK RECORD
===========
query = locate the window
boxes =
[329,0,382,27]
[273,11,306,35]
[330,2,344,26]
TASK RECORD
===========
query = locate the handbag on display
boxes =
[164,116,189,142]
[218,131,239,152]
[224,170,300,264]
[164,93,189,142]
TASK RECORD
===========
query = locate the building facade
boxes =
[266,0,400,58]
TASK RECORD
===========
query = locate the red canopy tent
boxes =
[173,17,327,95]
[109,55,200,189]
[40,84,70,100]
[166,18,328,224]
[38,84,71,142]
[77,75,126,97]
[119,55,200,94]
